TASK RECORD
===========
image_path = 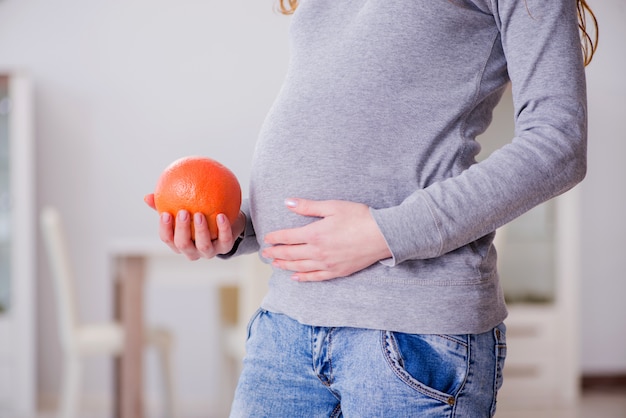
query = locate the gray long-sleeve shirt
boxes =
[231,0,587,334]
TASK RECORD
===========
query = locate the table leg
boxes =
[114,256,146,418]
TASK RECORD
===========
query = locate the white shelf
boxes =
[498,188,582,408]
[0,73,35,416]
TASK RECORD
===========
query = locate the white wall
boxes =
[0,0,623,412]
[0,0,290,413]
[580,0,626,374]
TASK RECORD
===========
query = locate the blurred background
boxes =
[0,0,624,417]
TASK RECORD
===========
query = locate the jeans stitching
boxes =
[312,327,341,401]
[490,325,507,416]
[327,328,335,386]
[451,333,473,417]
[330,402,342,418]
[436,333,469,347]
[245,307,266,341]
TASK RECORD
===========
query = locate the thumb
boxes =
[144,193,157,210]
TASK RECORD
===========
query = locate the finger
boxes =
[264,219,324,245]
[271,257,324,274]
[158,212,180,254]
[214,213,236,254]
[173,210,201,260]
[284,198,338,218]
[192,212,216,256]
[263,243,316,262]
[144,193,156,210]
[264,226,311,245]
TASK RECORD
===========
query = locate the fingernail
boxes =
[178,210,189,221]
[291,274,300,281]
[285,198,297,208]
[217,214,226,224]
[194,213,203,225]
[161,212,171,223]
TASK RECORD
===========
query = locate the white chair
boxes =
[39,206,178,418]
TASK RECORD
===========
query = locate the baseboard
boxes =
[582,374,626,390]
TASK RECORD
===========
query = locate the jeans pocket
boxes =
[245,307,267,341]
[382,331,468,404]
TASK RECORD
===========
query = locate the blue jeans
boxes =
[230,309,506,417]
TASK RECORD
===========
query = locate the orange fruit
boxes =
[153,156,242,240]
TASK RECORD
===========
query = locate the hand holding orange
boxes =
[152,156,242,240]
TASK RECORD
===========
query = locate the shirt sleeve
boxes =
[371,0,587,265]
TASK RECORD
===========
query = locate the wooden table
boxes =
[110,240,163,418]
[109,239,269,418]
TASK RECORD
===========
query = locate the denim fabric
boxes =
[229,309,507,417]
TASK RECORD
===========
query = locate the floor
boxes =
[497,388,626,418]
[27,388,626,418]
